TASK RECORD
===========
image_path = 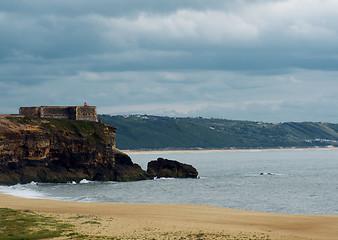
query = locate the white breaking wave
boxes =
[0,183,47,199]
[79,179,93,184]
[154,177,175,180]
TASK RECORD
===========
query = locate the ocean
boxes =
[1,148,338,215]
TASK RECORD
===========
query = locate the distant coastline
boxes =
[100,115,338,150]
[124,146,338,154]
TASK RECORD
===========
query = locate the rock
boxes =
[0,117,149,184]
[147,157,198,178]
[112,147,151,181]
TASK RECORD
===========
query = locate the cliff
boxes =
[0,116,149,185]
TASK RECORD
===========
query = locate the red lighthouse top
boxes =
[84,101,87,107]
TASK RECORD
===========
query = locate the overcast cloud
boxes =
[1,0,338,122]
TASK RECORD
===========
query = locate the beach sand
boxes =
[124,146,338,155]
[1,192,338,239]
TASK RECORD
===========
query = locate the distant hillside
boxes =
[99,115,338,150]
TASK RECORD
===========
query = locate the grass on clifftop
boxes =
[5,116,114,145]
[46,119,106,141]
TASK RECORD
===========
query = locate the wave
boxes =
[79,179,94,184]
[0,182,47,199]
[153,177,175,180]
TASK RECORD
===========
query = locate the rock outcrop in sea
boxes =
[0,116,198,185]
[147,157,198,179]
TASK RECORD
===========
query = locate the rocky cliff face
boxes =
[0,116,149,185]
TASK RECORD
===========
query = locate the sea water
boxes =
[1,149,338,215]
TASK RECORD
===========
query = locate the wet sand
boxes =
[1,192,337,239]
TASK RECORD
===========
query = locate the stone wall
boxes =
[41,106,76,120]
[19,107,41,117]
[19,106,98,122]
[76,106,98,122]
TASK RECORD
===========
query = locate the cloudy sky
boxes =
[1,0,338,122]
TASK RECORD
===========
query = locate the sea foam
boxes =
[0,183,47,199]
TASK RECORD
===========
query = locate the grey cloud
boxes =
[2,69,338,123]
[1,1,338,123]
[0,13,108,60]
[0,0,233,16]
[2,0,338,72]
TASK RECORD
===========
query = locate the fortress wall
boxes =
[40,106,76,120]
[19,107,41,117]
[19,106,97,122]
[76,106,98,122]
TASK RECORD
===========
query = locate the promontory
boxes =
[0,107,198,185]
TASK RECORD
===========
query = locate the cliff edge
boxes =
[0,116,149,185]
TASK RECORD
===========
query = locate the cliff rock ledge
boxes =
[0,116,149,185]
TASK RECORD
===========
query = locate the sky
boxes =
[1,0,338,123]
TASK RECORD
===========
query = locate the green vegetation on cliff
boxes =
[9,117,115,144]
[43,118,115,144]
[99,115,338,150]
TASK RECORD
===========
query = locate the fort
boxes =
[19,105,98,122]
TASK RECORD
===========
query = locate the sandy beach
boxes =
[1,192,338,239]
[124,146,338,155]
